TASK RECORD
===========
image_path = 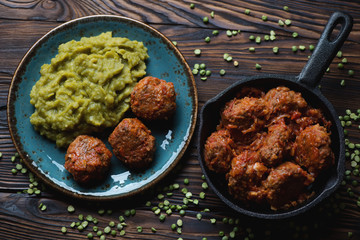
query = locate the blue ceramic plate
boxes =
[7,15,197,200]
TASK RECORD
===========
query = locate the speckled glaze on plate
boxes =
[7,15,197,201]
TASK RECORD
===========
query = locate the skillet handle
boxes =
[296,12,353,88]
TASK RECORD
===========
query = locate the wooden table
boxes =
[1,1,359,239]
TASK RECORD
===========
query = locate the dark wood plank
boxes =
[0,0,360,239]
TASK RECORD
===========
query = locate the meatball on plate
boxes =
[65,135,112,184]
[131,76,176,120]
[109,118,156,170]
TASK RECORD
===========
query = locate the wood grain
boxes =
[0,0,360,239]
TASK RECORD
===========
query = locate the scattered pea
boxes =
[219,69,226,76]
[249,47,255,52]
[299,45,306,51]
[226,30,232,37]
[179,209,186,216]
[15,164,22,170]
[61,227,67,234]
[177,219,183,227]
[212,30,219,36]
[40,203,46,211]
[348,69,355,76]
[190,3,195,9]
[244,9,250,15]
[255,63,262,70]
[262,15,268,21]
[278,19,284,26]
[273,47,279,54]
[194,49,201,56]
[285,19,292,25]
[292,46,298,52]
[130,209,136,216]
[98,209,105,215]
[203,16,209,24]
[337,51,343,58]
[204,36,211,43]
[67,205,75,213]
[283,6,289,11]
[292,32,298,38]
[159,214,166,222]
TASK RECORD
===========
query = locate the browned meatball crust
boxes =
[204,129,235,173]
[257,120,291,167]
[293,124,335,176]
[220,97,268,136]
[130,76,176,120]
[108,118,156,169]
[227,150,268,202]
[263,162,314,210]
[65,135,112,184]
[264,86,307,116]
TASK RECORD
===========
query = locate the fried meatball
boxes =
[227,150,268,202]
[130,76,176,120]
[220,97,268,136]
[263,162,314,210]
[293,124,334,176]
[204,129,235,173]
[65,135,112,184]
[264,86,307,116]
[258,120,291,167]
[108,118,156,169]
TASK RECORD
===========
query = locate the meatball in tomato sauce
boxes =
[204,129,235,173]
[293,124,335,177]
[65,135,112,184]
[220,97,268,136]
[263,162,314,210]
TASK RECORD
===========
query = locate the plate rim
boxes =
[7,14,198,201]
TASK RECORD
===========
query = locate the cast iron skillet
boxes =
[198,12,353,219]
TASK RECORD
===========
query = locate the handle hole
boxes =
[328,18,344,42]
